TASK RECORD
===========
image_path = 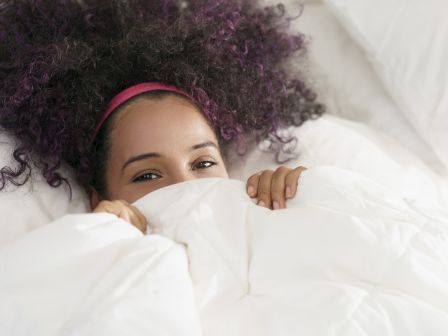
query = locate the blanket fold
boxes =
[1,166,447,335]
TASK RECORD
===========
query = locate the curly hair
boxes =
[0,0,324,194]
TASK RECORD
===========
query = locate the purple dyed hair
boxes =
[0,0,324,195]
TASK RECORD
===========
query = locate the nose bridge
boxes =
[171,165,194,184]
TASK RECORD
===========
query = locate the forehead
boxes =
[109,95,218,155]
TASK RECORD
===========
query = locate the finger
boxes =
[285,166,307,198]
[246,171,262,198]
[128,209,146,233]
[117,200,146,233]
[92,200,145,233]
[120,201,148,228]
[92,201,110,213]
[270,166,291,209]
[257,170,274,208]
[116,204,132,224]
[134,207,148,233]
[94,201,123,218]
[105,200,132,224]
[129,204,148,234]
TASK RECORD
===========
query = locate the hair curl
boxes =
[0,0,324,194]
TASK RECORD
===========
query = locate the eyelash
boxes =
[132,160,217,183]
[132,172,161,183]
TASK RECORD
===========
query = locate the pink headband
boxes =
[92,82,192,141]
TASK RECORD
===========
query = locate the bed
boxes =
[1,0,448,335]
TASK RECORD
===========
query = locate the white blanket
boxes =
[1,167,448,335]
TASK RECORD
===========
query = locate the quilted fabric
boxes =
[1,168,447,335]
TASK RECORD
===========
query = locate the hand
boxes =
[246,166,306,210]
[92,200,148,234]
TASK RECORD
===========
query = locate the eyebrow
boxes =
[190,141,218,151]
[121,141,219,171]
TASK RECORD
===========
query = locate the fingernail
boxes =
[257,200,265,207]
[247,185,255,196]
[285,186,292,198]
[273,201,279,210]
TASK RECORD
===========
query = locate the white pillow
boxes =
[0,134,89,247]
[295,3,445,175]
[322,0,448,169]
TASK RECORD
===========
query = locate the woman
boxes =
[89,83,309,233]
[0,0,324,232]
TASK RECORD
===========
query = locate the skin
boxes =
[91,95,306,233]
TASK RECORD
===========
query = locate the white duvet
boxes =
[1,167,448,335]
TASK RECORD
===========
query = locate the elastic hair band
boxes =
[91,82,192,142]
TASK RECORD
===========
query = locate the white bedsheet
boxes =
[1,167,448,335]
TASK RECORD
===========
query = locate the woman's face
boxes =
[94,94,228,204]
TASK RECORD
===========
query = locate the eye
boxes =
[132,172,161,183]
[192,160,217,170]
